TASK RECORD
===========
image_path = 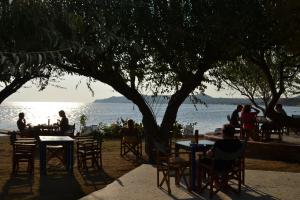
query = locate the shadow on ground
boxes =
[0,173,35,200]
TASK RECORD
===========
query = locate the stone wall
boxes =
[204,133,300,162]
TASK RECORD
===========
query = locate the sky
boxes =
[4,74,241,103]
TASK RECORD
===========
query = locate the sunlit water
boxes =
[1,102,300,134]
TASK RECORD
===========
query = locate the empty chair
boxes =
[64,124,75,137]
[76,136,103,170]
[156,142,191,194]
[12,141,36,174]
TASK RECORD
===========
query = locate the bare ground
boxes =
[0,136,299,200]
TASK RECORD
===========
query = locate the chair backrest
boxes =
[154,140,171,157]
[64,124,75,136]
[227,115,231,122]
[214,141,246,161]
[13,143,36,155]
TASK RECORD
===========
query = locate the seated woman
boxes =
[17,112,31,137]
[120,119,139,144]
[241,105,260,140]
[58,110,69,134]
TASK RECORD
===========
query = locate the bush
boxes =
[97,118,144,138]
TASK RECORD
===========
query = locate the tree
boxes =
[55,0,263,161]
[0,0,70,103]
[211,0,300,128]
[240,0,300,128]
[210,49,300,116]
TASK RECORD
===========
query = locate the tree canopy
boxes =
[1,0,300,159]
[0,0,70,103]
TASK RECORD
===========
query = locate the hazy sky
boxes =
[4,74,241,103]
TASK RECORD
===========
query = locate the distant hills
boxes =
[94,95,300,106]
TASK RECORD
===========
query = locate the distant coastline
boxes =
[94,95,300,106]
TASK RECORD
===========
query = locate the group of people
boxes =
[17,110,69,135]
[229,104,287,140]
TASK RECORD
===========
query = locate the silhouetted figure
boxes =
[275,104,287,116]
[241,105,259,140]
[17,112,32,137]
[17,112,27,132]
[230,105,243,127]
[58,110,69,134]
[120,119,139,144]
[206,124,242,171]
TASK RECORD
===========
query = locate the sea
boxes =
[1,102,300,135]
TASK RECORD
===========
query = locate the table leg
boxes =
[40,143,46,175]
[69,143,74,173]
[175,144,179,157]
[191,147,196,191]
[66,142,74,173]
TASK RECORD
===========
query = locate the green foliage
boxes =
[79,114,87,128]
[171,121,183,137]
[98,119,143,138]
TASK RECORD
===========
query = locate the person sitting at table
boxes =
[58,110,69,134]
[275,104,287,116]
[201,124,242,189]
[230,105,243,128]
[120,119,139,144]
[17,112,31,136]
[206,124,242,170]
[241,105,260,140]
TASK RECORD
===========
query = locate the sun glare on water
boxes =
[10,102,84,126]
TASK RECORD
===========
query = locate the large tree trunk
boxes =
[60,60,208,163]
[160,70,206,145]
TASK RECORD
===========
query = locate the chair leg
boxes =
[198,167,203,191]
[209,175,214,199]
[167,172,171,194]
[157,168,160,187]
[238,171,242,193]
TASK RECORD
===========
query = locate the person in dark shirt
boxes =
[275,104,287,116]
[120,119,139,144]
[58,110,69,134]
[230,105,243,127]
[17,112,27,132]
[206,124,242,172]
[17,112,31,131]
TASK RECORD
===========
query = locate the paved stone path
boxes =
[80,164,300,200]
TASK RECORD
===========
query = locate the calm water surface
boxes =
[1,102,300,134]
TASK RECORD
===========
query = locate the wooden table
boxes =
[175,140,215,191]
[39,136,74,175]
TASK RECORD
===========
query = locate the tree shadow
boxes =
[186,182,282,200]
[120,153,148,165]
[0,173,34,200]
[39,171,84,200]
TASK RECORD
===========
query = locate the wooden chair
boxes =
[260,123,283,141]
[198,142,246,199]
[156,142,191,194]
[64,124,75,137]
[12,140,36,174]
[76,136,103,170]
[292,115,300,135]
[120,130,142,160]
